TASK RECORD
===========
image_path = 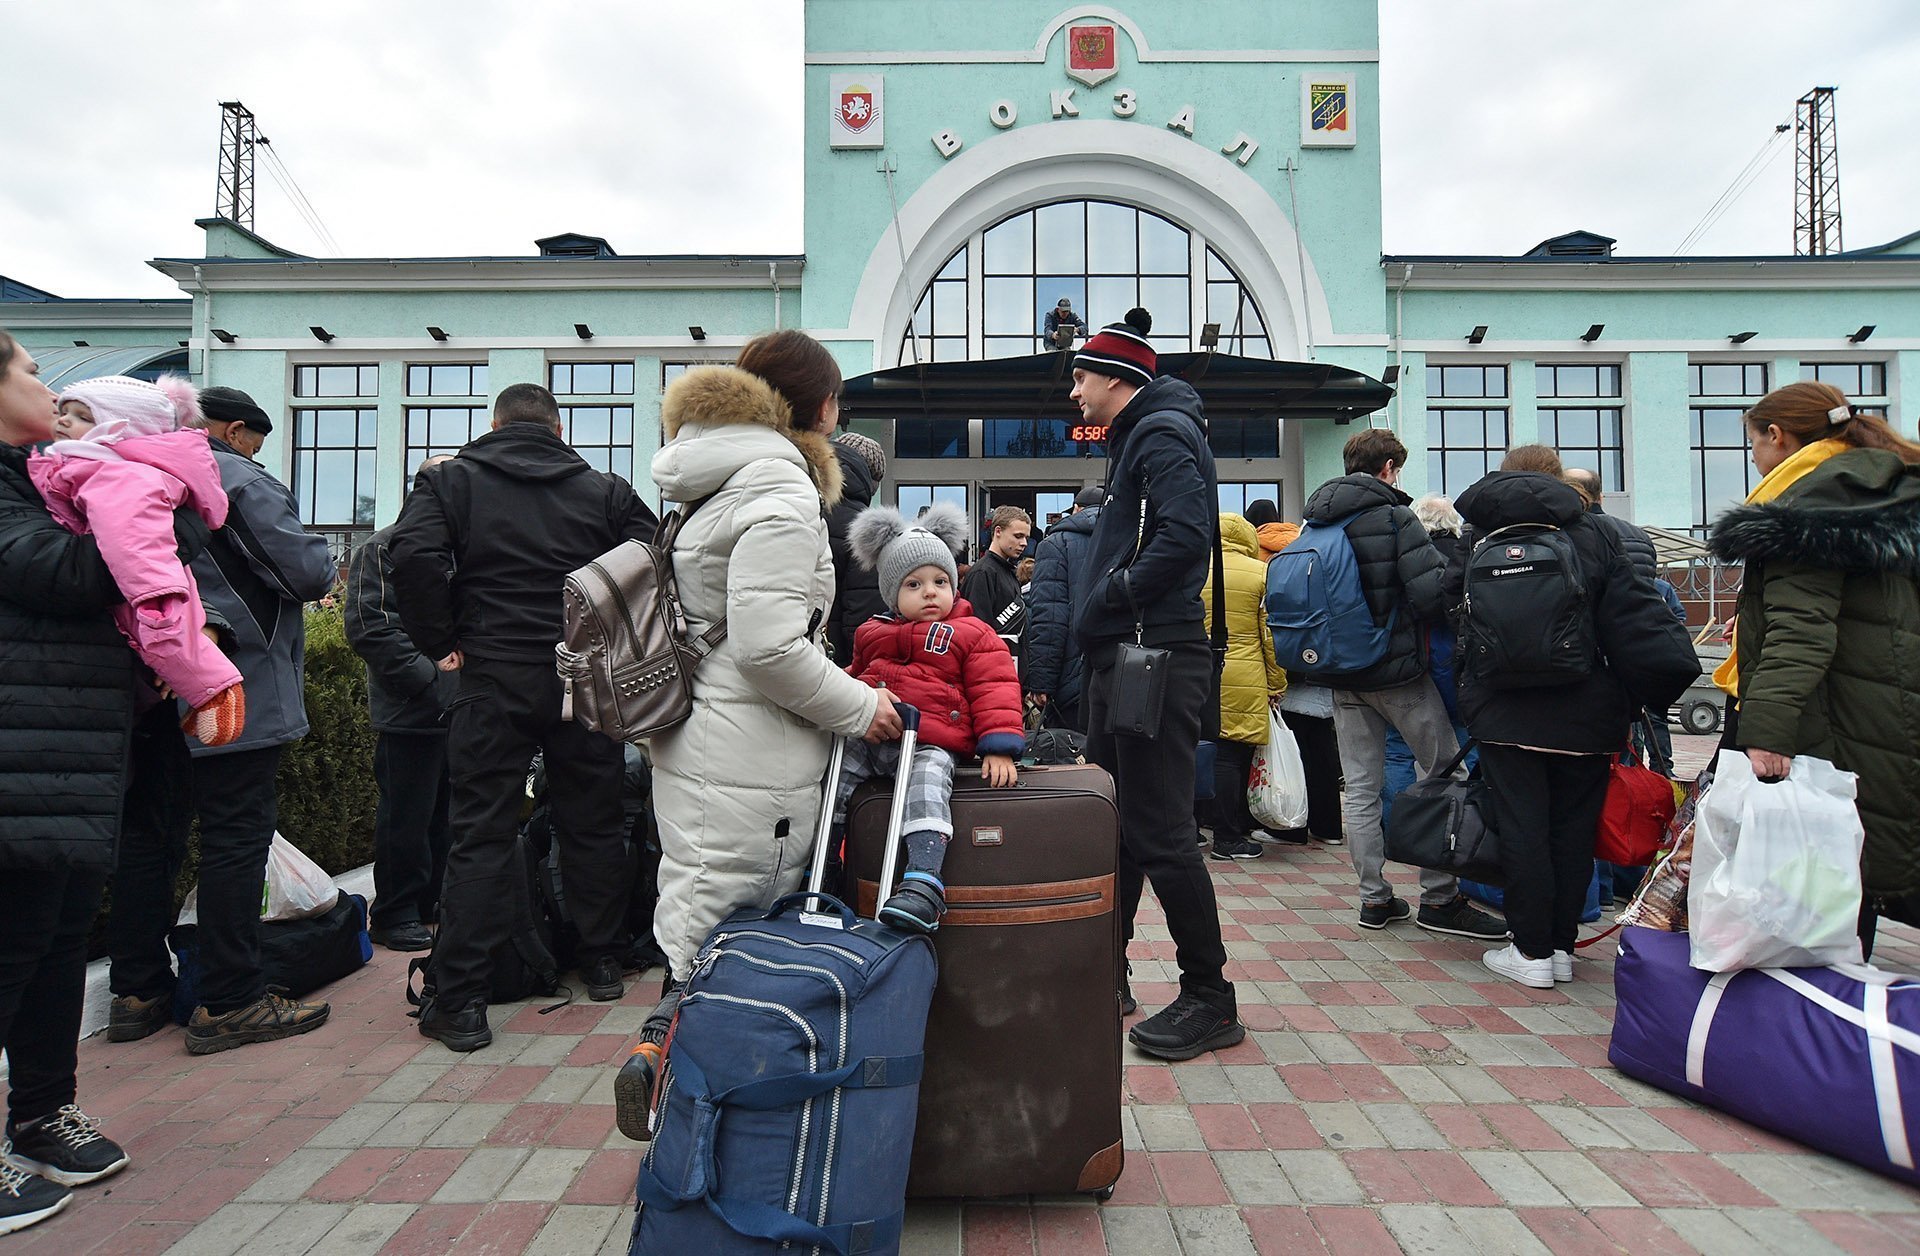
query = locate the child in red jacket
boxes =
[842,502,1025,931]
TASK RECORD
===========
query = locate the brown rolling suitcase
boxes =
[844,761,1124,1199]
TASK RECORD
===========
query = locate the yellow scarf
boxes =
[1713,438,1850,695]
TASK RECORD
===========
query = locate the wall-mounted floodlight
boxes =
[688,326,707,341]
[1581,324,1605,342]
[72,339,89,347]
[1382,365,1401,385]
[211,329,237,344]
[427,326,449,342]
[1467,325,1487,344]
[1728,331,1757,344]
[1850,325,1876,343]
[574,323,594,340]
[310,326,335,343]
[1199,322,1221,350]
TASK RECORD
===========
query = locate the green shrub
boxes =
[275,599,379,874]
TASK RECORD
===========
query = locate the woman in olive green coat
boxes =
[1708,380,1920,955]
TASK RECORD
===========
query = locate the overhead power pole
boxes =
[215,101,260,229]
[1794,87,1842,256]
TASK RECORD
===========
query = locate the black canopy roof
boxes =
[842,351,1394,425]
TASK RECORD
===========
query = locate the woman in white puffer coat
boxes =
[644,336,901,1012]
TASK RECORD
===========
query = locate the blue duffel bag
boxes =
[632,720,938,1256]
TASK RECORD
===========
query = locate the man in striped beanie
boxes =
[1067,308,1245,1061]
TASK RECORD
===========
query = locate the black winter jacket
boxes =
[825,442,887,664]
[1073,377,1217,664]
[391,424,659,664]
[346,520,459,733]
[1024,505,1099,706]
[1300,473,1448,691]
[962,549,1027,652]
[0,442,137,870]
[1448,472,1699,754]
[1587,503,1658,583]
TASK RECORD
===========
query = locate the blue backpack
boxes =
[1265,509,1396,680]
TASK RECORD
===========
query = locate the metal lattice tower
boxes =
[1794,87,1842,256]
[215,101,259,229]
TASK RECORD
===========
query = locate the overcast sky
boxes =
[3,0,1916,299]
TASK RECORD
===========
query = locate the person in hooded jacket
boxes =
[391,383,659,1050]
[1445,469,1698,987]
[1069,309,1243,1062]
[346,456,458,953]
[825,430,889,663]
[1200,512,1288,860]
[619,335,902,1134]
[1244,500,1343,843]
[1707,380,1920,958]
[1023,484,1103,732]
[1306,429,1506,941]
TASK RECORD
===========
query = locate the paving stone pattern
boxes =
[15,742,1920,1253]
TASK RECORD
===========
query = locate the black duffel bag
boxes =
[169,893,372,1024]
[1384,741,1504,885]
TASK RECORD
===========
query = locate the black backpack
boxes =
[1459,523,1598,689]
[406,829,562,1011]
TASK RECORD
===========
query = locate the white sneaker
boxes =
[1552,951,1574,983]
[1483,944,1555,989]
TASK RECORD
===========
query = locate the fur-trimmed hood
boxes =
[1709,448,1920,580]
[654,365,842,507]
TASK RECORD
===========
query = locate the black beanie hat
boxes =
[199,385,272,436]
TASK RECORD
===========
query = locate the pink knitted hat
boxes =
[58,374,203,443]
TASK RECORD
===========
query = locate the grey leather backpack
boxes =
[557,502,723,744]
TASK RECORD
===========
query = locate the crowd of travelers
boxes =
[4,305,1919,1235]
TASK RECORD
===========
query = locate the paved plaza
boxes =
[13,740,1920,1255]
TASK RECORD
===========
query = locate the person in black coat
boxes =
[0,330,156,1224]
[391,383,658,1050]
[961,504,1032,655]
[346,457,460,952]
[824,431,888,663]
[1303,429,1506,942]
[1564,467,1658,582]
[1069,308,1242,1062]
[1023,486,1103,731]
[1446,470,1699,988]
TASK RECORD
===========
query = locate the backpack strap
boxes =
[659,493,728,657]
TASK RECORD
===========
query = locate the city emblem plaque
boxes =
[828,73,885,149]
[839,85,876,133]
[1300,74,1357,148]
[1066,22,1118,87]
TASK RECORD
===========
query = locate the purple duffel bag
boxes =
[1610,925,1920,1186]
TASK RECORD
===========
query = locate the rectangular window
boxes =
[549,362,634,396]
[662,363,698,387]
[982,418,1103,458]
[405,406,487,468]
[1802,361,1888,400]
[292,408,377,527]
[1219,482,1280,515]
[294,364,378,399]
[894,418,970,460]
[1425,364,1510,495]
[906,247,970,364]
[1208,420,1281,460]
[405,363,488,397]
[559,405,635,478]
[1689,362,1767,397]
[1538,363,1626,493]
[897,484,968,519]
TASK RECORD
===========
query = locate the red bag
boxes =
[1596,750,1677,867]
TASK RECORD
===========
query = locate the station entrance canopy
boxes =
[26,345,190,392]
[843,351,1394,426]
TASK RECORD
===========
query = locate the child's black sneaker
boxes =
[0,1147,69,1235]
[6,1106,128,1187]
[615,984,685,1142]
[879,872,946,934]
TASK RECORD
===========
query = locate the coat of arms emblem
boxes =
[838,85,876,133]
[1065,23,1118,87]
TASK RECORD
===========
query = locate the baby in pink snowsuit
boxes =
[31,375,246,745]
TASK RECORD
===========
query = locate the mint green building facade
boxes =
[4,0,1918,549]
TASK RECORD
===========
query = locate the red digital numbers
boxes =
[1070,424,1109,443]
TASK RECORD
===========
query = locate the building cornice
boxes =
[148,256,804,294]
[1382,257,1920,291]
[0,300,191,327]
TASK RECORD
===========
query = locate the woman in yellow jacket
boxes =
[1203,512,1288,859]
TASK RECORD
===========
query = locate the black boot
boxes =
[615,982,684,1142]
[418,997,492,1053]
[879,872,946,934]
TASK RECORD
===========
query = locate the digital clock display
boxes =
[1070,424,1110,443]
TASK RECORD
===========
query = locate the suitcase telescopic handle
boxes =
[803,702,923,920]
[875,703,920,919]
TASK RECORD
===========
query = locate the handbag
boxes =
[1596,723,1677,867]
[1384,740,1504,885]
[1248,707,1309,829]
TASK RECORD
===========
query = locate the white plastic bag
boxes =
[1248,708,1310,830]
[1688,749,1865,972]
[176,832,339,926]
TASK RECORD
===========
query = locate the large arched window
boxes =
[901,199,1272,366]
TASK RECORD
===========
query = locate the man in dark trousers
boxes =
[1069,308,1242,1061]
[392,383,658,1051]
[1024,485,1103,731]
[961,504,1031,656]
[346,456,457,953]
